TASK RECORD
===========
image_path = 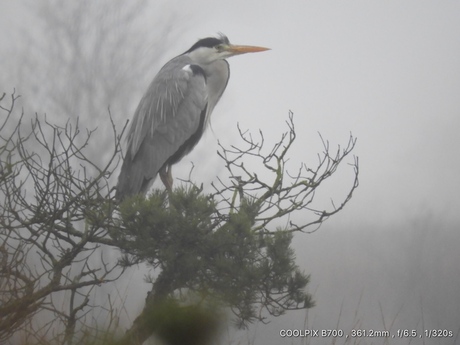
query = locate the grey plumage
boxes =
[116,34,268,200]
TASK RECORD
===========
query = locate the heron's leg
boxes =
[159,165,173,192]
[166,166,173,190]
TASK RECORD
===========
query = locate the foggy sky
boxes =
[1,1,459,344]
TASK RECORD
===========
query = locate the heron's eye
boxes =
[215,44,223,52]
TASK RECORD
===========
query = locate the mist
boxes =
[1,0,459,344]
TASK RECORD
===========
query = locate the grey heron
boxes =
[116,34,269,200]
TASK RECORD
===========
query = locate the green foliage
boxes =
[113,187,215,268]
[113,186,313,327]
[145,299,222,345]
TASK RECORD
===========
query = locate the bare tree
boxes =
[0,92,124,344]
[1,91,358,344]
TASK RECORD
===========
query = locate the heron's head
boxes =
[184,33,269,64]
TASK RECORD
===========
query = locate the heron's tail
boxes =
[115,152,155,201]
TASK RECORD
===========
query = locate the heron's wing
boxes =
[116,56,207,199]
[128,57,203,156]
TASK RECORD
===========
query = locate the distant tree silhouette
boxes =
[7,0,175,167]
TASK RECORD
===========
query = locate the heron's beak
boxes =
[227,44,270,55]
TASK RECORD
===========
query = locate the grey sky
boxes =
[1,1,459,344]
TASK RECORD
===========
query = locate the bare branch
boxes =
[0,92,126,344]
[212,111,359,235]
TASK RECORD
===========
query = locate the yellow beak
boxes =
[227,44,270,55]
